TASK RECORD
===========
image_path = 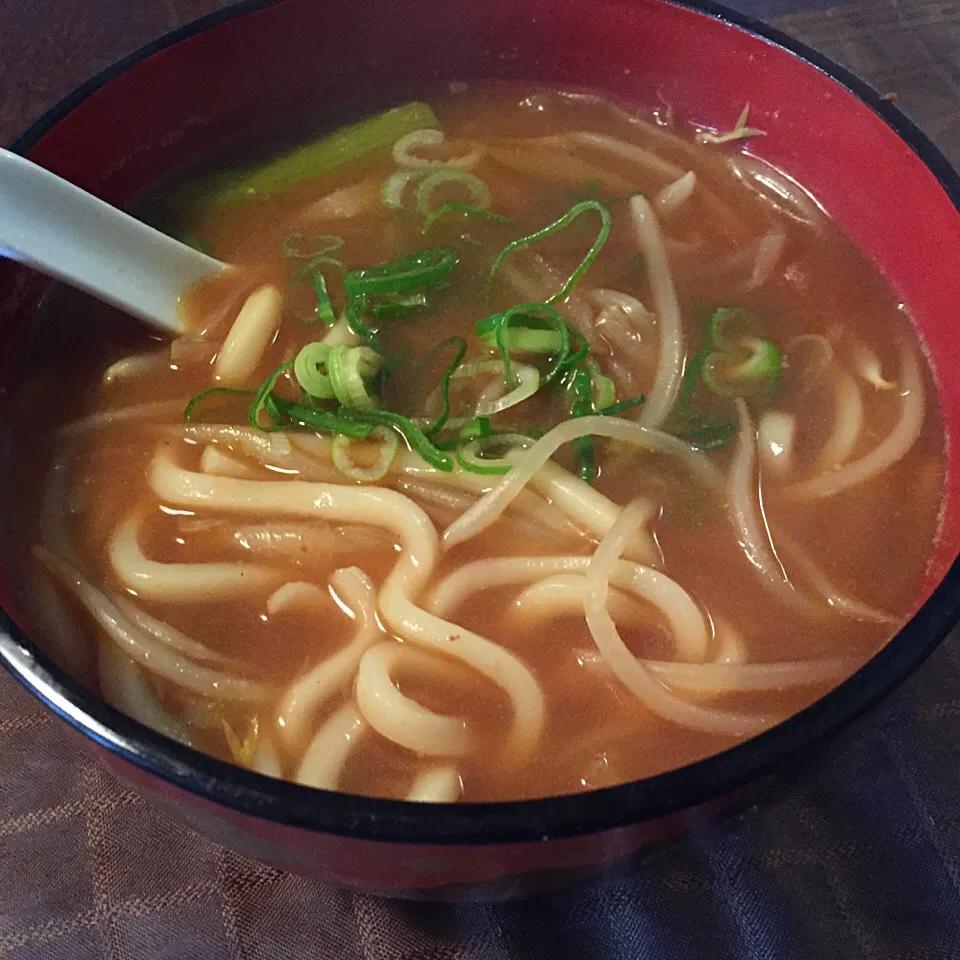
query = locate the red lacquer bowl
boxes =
[2,0,960,899]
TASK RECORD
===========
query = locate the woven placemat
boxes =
[3,1,960,956]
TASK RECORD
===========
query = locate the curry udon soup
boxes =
[13,86,943,803]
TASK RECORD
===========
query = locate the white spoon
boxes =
[0,147,225,334]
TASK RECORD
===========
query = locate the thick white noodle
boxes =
[583,501,772,736]
[569,131,685,180]
[150,452,544,762]
[406,766,462,803]
[576,646,846,695]
[786,343,924,499]
[817,370,864,470]
[655,171,697,215]
[512,573,660,627]
[199,445,263,480]
[442,415,721,548]
[35,448,95,685]
[399,450,594,541]
[533,459,661,565]
[429,549,710,664]
[190,521,393,563]
[98,645,194,746]
[758,411,796,478]
[103,351,167,385]
[355,642,472,757]
[266,581,329,616]
[213,285,282,387]
[644,658,847,694]
[109,509,280,602]
[393,477,576,547]
[295,702,366,790]
[175,425,341,482]
[729,400,808,611]
[36,546,268,701]
[630,196,685,428]
[276,567,382,746]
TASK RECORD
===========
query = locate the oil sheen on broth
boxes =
[15,85,943,803]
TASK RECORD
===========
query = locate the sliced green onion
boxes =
[286,261,338,326]
[476,308,566,355]
[331,427,399,482]
[344,247,459,297]
[184,387,252,422]
[270,397,375,439]
[310,271,337,326]
[381,169,429,210]
[600,395,645,416]
[293,342,335,400]
[422,336,467,437]
[340,409,454,471]
[592,374,616,411]
[178,101,439,207]
[482,303,570,387]
[485,200,612,304]
[281,233,345,263]
[344,297,381,349]
[327,345,382,410]
[248,361,295,430]
[677,420,736,450]
[702,337,782,400]
[707,307,760,352]
[372,292,429,319]
[676,346,710,416]
[567,366,597,482]
[422,202,513,235]
[415,169,491,215]
[458,417,492,442]
[456,433,533,475]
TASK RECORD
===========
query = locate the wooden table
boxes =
[3,2,960,958]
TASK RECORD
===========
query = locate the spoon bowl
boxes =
[0,147,224,334]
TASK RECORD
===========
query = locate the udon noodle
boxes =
[11,85,943,802]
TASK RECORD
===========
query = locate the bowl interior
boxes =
[1,0,959,843]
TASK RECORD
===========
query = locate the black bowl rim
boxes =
[2,0,960,847]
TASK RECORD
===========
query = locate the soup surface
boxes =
[10,85,944,802]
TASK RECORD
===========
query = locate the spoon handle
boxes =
[0,148,224,334]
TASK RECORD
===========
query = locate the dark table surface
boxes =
[3,1,960,958]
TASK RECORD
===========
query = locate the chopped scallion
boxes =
[485,199,612,304]
[340,409,454,471]
[293,342,335,400]
[415,169,491,216]
[344,247,459,298]
[421,336,467,437]
[248,361,296,430]
[422,202,513,235]
[327,345,382,410]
